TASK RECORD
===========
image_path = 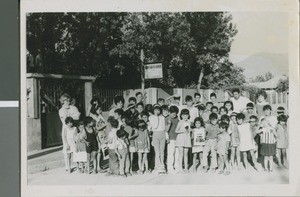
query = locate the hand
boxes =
[86,142,90,147]
[166,138,170,144]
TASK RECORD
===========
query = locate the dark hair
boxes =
[144,104,153,115]
[194,93,201,98]
[210,93,217,98]
[219,106,228,114]
[114,96,125,105]
[65,117,74,125]
[107,116,115,124]
[194,117,204,127]
[90,104,101,115]
[83,116,94,127]
[78,120,84,126]
[169,105,179,114]
[90,97,100,105]
[211,106,218,112]
[220,115,230,123]
[157,98,165,103]
[116,128,128,138]
[236,113,245,120]
[161,105,169,111]
[278,114,288,122]
[232,88,240,94]
[110,118,119,129]
[263,104,272,111]
[137,119,147,130]
[185,95,193,102]
[180,108,190,120]
[197,104,206,111]
[277,106,285,112]
[140,111,149,118]
[219,122,229,130]
[257,90,268,100]
[249,115,258,121]
[209,113,218,120]
[114,108,124,116]
[128,97,137,104]
[136,102,144,108]
[206,102,213,106]
[246,102,254,109]
[152,104,162,114]
[135,92,142,97]
[122,115,132,126]
[230,112,237,117]
[223,100,233,110]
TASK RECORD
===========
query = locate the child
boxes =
[223,101,233,116]
[106,118,120,176]
[122,116,138,173]
[184,95,199,123]
[249,115,259,160]
[62,117,77,173]
[236,113,259,171]
[115,128,131,177]
[259,105,277,129]
[148,104,167,174]
[202,102,213,124]
[257,118,278,172]
[134,102,145,120]
[210,92,221,108]
[135,119,151,174]
[276,114,289,168]
[211,106,219,114]
[228,112,241,169]
[83,116,99,174]
[157,98,165,106]
[191,117,206,172]
[255,90,269,118]
[90,105,106,127]
[219,106,228,117]
[277,106,289,118]
[74,121,87,173]
[128,97,137,106]
[202,113,219,172]
[175,109,192,173]
[114,108,124,129]
[144,104,154,116]
[96,120,108,173]
[166,105,180,173]
[220,115,230,125]
[197,104,206,119]
[193,92,202,107]
[244,102,257,123]
[216,122,231,175]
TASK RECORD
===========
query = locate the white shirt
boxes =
[107,128,117,149]
[148,115,166,132]
[230,96,252,113]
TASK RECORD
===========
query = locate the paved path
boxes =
[28,165,289,185]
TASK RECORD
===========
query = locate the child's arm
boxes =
[62,128,69,150]
[175,121,183,134]
[129,128,139,140]
[271,127,278,137]
[115,148,121,159]
[147,132,150,150]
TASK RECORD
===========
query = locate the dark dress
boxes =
[85,128,99,153]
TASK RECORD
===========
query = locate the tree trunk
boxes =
[197,68,204,91]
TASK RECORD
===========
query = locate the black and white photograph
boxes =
[21,0,299,196]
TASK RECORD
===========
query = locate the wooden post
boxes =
[27,77,39,119]
[84,81,93,116]
[140,49,145,94]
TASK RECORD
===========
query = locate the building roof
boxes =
[248,75,288,90]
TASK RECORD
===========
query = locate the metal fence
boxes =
[93,88,124,111]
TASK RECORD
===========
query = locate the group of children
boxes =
[60,89,289,177]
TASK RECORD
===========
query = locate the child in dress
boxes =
[249,115,259,160]
[62,117,77,173]
[236,113,259,171]
[216,122,231,175]
[96,120,108,173]
[202,113,219,172]
[244,103,257,123]
[228,112,241,169]
[223,101,233,116]
[115,128,131,177]
[257,118,278,172]
[191,117,206,172]
[255,90,269,118]
[175,109,192,173]
[106,118,120,176]
[276,114,289,168]
[259,105,277,129]
[114,108,124,129]
[74,121,87,173]
[83,116,99,174]
[136,119,151,174]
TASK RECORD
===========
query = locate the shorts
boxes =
[192,146,204,153]
[129,146,137,153]
[137,148,149,153]
[86,142,99,154]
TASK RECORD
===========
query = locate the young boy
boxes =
[216,122,231,175]
[166,105,180,173]
[244,102,257,123]
[211,106,219,114]
[236,113,260,171]
[115,128,131,177]
[106,118,120,176]
[202,113,219,172]
[194,92,202,107]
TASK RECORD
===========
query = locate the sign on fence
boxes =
[144,63,163,79]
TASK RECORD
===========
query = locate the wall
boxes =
[27,118,41,152]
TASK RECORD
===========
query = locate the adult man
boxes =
[229,88,252,113]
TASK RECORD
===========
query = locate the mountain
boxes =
[235,52,288,81]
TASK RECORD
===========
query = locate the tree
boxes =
[250,72,274,83]
[276,78,289,92]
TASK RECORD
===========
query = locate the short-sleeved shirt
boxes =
[230,96,252,113]
[205,124,219,140]
[217,132,231,153]
[193,127,206,146]
[168,117,179,140]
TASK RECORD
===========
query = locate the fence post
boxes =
[84,81,93,116]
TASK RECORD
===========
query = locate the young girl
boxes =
[191,117,206,172]
[106,118,120,176]
[219,106,228,118]
[255,91,269,118]
[74,121,87,173]
[223,101,233,116]
[228,113,241,170]
[276,114,288,168]
[96,121,108,173]
[216,122,231,175]
[90,105,106,126]
[257,118,278,172]
[115,128,131,177]
[83,116,99,174]
[175,109,192,173]
[62,117,77,173]
[136,119,150,174]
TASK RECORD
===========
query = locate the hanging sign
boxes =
[144,63,163,79]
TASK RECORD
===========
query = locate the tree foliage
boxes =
[27,12,242,89]
[276,78,289,92]
[250,72,274,83]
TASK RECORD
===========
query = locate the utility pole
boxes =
[140,49,145,94]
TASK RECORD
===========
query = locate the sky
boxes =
[229,12,289,64]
